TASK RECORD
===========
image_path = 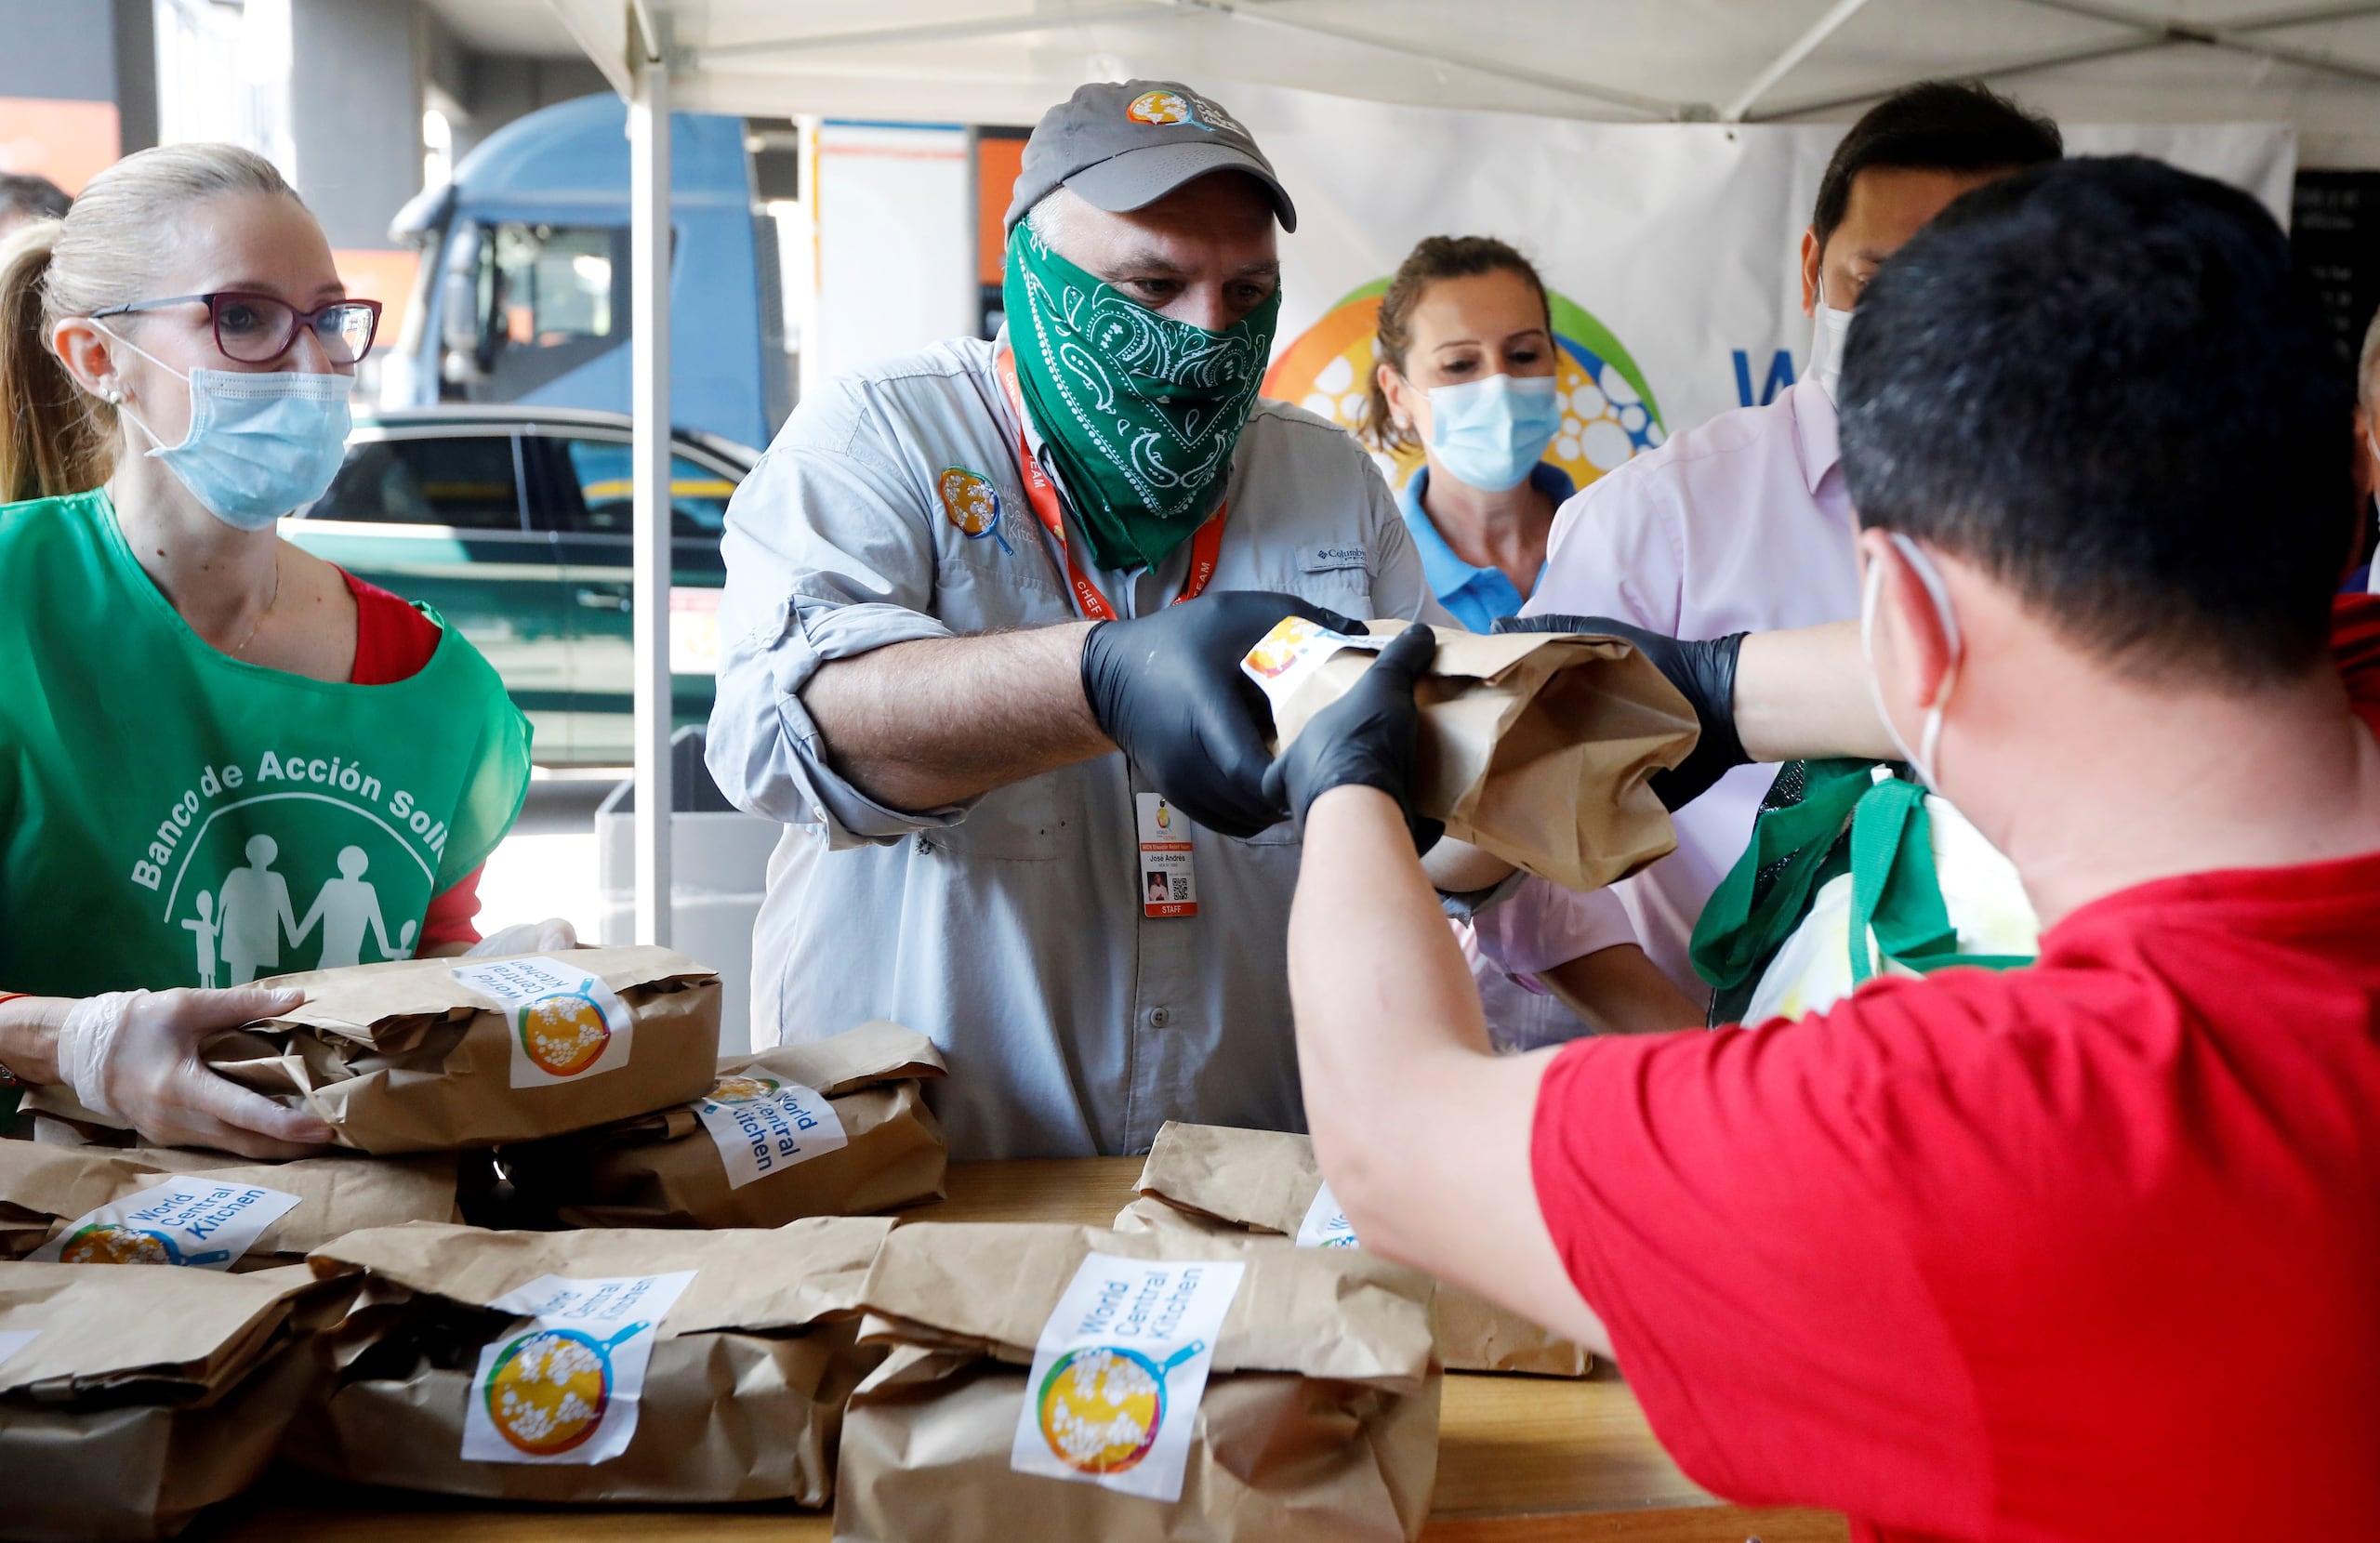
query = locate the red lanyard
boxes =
[996,350,1226,623]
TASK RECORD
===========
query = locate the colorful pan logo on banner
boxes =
[483,1323,642,1457]
[1035,1340,1207,1475]
[1263,282,1665,491]
[517,985,615,1077]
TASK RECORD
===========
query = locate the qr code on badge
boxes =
[1170,877,1191,901]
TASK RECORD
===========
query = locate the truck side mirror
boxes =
[441,269,482,356]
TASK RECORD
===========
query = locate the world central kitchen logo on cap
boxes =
[938,467,1012,552]
[1264,281,1666,493]
[1126,89,1196,127]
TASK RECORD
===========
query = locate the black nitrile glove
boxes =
[1493,613,1748,811]
[1261,625,1442,855]
[1081,589,1360,838]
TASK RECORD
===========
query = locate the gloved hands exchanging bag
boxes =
[1493,613,1747,811]
[1262,625,1442,855]
[1081,589,1362,837]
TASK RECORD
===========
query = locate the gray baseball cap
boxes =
[1003,80,1297,233]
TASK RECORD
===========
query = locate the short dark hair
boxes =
[1839,155,2355,684]
[1811,81,2061,254]
[0,173,69,224]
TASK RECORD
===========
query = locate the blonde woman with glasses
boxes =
[0,143,563,1156]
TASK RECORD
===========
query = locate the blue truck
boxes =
[381,93,792,452]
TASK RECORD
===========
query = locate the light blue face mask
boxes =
[99,323,351,532]
[1424,373,1564,493]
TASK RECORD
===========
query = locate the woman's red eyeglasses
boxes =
[91,291,382,366]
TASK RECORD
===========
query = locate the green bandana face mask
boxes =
[1003,221,1281,573]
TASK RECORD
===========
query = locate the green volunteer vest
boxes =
[0,489,532,1004]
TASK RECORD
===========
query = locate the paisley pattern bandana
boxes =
[1002,223,1280,573]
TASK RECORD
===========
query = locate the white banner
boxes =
[1213,83,2294,494]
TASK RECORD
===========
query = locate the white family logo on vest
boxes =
[126,751,455,985]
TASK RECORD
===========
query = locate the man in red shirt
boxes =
[1267,156,2380,1539]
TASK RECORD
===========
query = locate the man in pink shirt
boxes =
[1477,81,2063,1009]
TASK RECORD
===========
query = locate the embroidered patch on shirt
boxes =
[1302,546,1368,573]
[937,467,1012,552]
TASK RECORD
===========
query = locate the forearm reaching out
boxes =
[1733,621,1896,763]
[1289,788,1613,1357]
[801,622,1111,812]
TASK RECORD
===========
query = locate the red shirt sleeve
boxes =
[343,570,482,947]
[416,864,486,952]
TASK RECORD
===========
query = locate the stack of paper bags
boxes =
[1116,1121,1592,1377]
[503,1020,948,1228]
[835,1221,1439,1543]
[0,1260,354,1540]
[290,1218,892,1505]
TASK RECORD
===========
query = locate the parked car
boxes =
[285,405,755,766]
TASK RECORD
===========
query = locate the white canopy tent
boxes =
[538,0,2380,943]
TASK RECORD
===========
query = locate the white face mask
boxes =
[1806,276,1854,404]
[1860,531,1963,789]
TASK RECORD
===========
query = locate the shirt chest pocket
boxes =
[1289,547,1371,621]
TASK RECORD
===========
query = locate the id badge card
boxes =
[1136,793,1197,918]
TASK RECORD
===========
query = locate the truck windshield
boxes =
[450,222,632,402]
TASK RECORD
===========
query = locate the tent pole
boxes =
[1721,0,1878,122]
[629,4,674,947]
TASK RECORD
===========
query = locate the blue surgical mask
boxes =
[1425,373,1563,493]
[1859,532,1963,789]
[99,324,351,531]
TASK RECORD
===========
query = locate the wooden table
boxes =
[196,1160,1845,1543]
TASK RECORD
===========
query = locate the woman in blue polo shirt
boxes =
[1364,235,1570,632]
[1363,235,1697,1045]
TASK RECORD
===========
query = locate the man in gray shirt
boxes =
[709,81,1447,1157]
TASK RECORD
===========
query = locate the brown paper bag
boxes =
[290,1217,892,1505]
[0,1140,458,1267]
[24,947,724,1154]
[504,1020,949,1228]
[835,1221,1439,1543]
[1270,622,1698,891]
[1117,1120,1592,1378]
[0,1259,355,1541]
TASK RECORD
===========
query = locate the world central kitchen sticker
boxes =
[1010,1252,1246,1502]
[29,1174,302,1269]
[461,1270,697,1466]
[694,1073,849,1189]
[450,956,634,1088]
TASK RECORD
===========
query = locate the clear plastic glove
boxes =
[465,917,580,957]
[55,986,336,1158]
